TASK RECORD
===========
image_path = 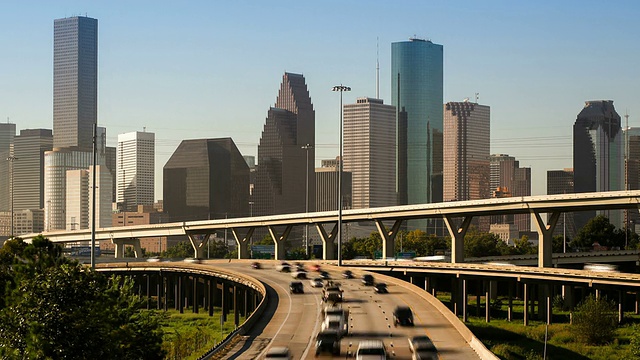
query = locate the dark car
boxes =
[409,336,438,360]
[374,283,388,293]
[319,270,331,280]
[250,262,261,269]
[315,329,341,356]
[290,281,304,294]
[393,306,414,326]
[342,270,354,279]
[362,274,374,286]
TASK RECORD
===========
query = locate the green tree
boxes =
[162,241,194,258]
[552,234,566,253]
[571,215,623,249]
[513,235,537,255]
[399,230,449,257]
[571,294,617,345]
[464,227,503,257]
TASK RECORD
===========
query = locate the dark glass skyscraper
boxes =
[163,138,249,222]
[14,129,53,211]
[254,73,316,216]
[392,38,444,207]
[53,16,97,150]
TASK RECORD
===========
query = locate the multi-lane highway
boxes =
[210,260,480,359]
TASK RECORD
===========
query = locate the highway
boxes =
[210,260,480,359]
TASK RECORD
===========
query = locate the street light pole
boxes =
[6,155,17,239]
[301,143,313,257]
[332,85,350,266]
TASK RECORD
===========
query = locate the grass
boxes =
[433,292,640,360]
[159,309,246,360]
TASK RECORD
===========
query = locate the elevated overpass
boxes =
[22,190,640,268]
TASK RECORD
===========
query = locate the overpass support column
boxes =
[444,215,473,264]
[231,227,255,259]
[635,292,639,315]
[508,283,513,322]
[112,238,143,258]
[316,223,337,260]
[619,291,624,324]
[532,211,561,267]
[187,233,210,259]
[208,278,215,317]
[523,283,529,326]
[193,277,199,314]
[268,225,293,261]
[234,285,240,327]
[485,281,491,323]
[462,279,468,322]
[156,273,162,310]
[374,219,403,259]
[178,276,184,314]
[222,282,228,323]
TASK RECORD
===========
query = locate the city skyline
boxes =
[1,2,640,200]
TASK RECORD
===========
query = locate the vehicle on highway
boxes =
[362,274,374,286]
[321,314,347,337]
[374,283,388,293]
[393,306,414,327]
[295,262,306,271]
[183,257,202,264]
[584,263,619,272]
[408,336,438,360]
[323,290,343,303]
[315,329,341,356]
[147,256,161,262]
[291,270,307,279]
[276,262,291,272]
[251,262,261,269]
[355,340,387,359]
[342,270,354,279]
[310,278,324,288]
[310,263,322,272]
[323,305,348,319]
[289,281,304,294]
[265,346,292,359]
[319,270,331,279]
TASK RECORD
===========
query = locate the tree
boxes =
[571,215,623,250]
[162,241,194,258]
[399,230,449,257]
[464,227,503,257]
[0,237,165,359]
[571,294,617,345]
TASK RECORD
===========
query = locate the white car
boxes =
[310,278,324,288]
[264,346,292,359]
[355,340,387,360]
[321,314,347,337]
[409,336,437,360]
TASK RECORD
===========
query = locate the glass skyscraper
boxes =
[392,38,444,207]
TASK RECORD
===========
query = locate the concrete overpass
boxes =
[22,190,640,268]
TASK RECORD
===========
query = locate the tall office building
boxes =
[547,169,576,239]
[490,154,531,232]
[0,123,16,212]
[254,73,315,216]
[443,101,490,202]
[315,159,353,212]
[53,16,98,150]
[13,129,53,211]
[343,98,396,209]
[573,100,624,229]
[65,165,112,230]
[163,138,249,222]
[392,38,444,207]
[116,131,155,211]
[625,127,640,231]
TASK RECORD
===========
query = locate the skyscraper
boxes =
[117,131,155,211]
[547,168,576,239]
[163,138,249,222]
[53,16,98,150]
[254,73,315,216]
[392,38,444,208]
[13,129,53,211]
[573,100,624,229]
[343,97,396,209]
[490,154,531,232]
[316,159,353,212]
[443,101,490,202]
[65,165,112,230]
[0,123,16,212]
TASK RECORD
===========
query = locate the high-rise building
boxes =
[547,168,576,239]
[65,165,112,230]
[163,138,249,222]
[573,100,624,229]
[0,123,16,212]
[53,16,98,150]
[315,160,352,212]
[254,73,315,216]
[343,97,396,209]
[392,38,444,209]
[116,131,155,211]
[443,101,490,202]
[490,154,531,232]
[625,127,640,231]
[13,129,53,211]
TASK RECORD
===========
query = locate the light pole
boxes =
[6,155,17,239]
[332,85,350,266]
[249,201,254,217]
[301,143,313,257]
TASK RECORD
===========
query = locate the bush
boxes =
[552,294,566,311]
[572,294,617,344]
[629,324,640,357]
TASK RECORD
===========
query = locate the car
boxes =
[355,340,387,360]
[265,346,292,359]
[289,281,304,294]
[393,306,414,327]
[323,290,343,303]
[183,257,202,264]
[292,270,307,279]
[362,274,374,286]
[276,262,291,272]
[310,278,324,288]
[408,336,438,360]
[342,270,354,279]
[310,264,322,272]
[315,329,341,356]
[147,256,161,262]
[321,314,347,337]
[251,262,261,269]
[295,262,306,271]
[374,283,388,293]
[319,270,331,279]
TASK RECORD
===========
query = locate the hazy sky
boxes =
[1,1,639,200]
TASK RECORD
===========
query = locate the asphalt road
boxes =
[209,260,479,360]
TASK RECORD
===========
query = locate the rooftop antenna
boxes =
[143,126,146,132]
[376,37,380,99]
[475,93,480,103]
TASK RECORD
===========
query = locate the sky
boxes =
[1,1,640,200]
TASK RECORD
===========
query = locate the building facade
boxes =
[163,138,249,222]
[573,100,624,229]
[13,129,53,211]
[116,131,155,211]
[443,101,490,202]
[315,160,353,212]
[343,97,396,209]
[490,154,531,232]
[547,168,576,239]
[53,16,98,150]
[65,165,112,230]
[0,123,16,212]
[254,73,316,216]
[104,205,173,253]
